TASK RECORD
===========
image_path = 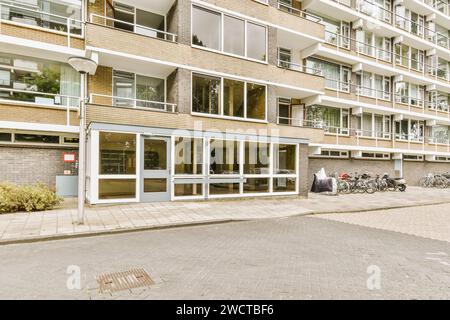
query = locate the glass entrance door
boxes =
[141,137,171,202]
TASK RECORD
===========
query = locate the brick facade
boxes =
[0,146,78,188]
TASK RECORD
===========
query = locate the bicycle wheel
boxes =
[365,181,377,194]
[338,181,350,194]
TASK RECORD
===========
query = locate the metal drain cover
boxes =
[97,268,154,294]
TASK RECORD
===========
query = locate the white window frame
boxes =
[191,4,268,64]
[191,72,268,123]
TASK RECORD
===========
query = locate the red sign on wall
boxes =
[63,152,77,163]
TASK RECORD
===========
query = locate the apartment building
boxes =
[0,0,449,204]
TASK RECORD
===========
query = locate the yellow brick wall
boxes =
[88,66,113,106]
[0,104,78,126]
[0,22,84,50]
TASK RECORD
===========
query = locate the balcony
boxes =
[276,1,323,24]
[0,1,84,49]
[89,94,177,113]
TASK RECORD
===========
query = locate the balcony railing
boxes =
[0,87,80,107]
[89,14,178,43]
[0,1,83,45]
[394,94,426,109]
[90,93,177,113]
[429,135,450,145]
[277,59,323,76]
[277,1,323,23]
[423,0,450,16]
[331,0,450,50]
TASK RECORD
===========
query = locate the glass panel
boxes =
[144,139,167,170]
[243,178,269,193]
[273,177,296,192]
[274,144,296,174]
[223,79,245,118]
[209,139,240,175]
[192,74,221,115]
[244,142,270,174]
[144,179,167,193]
[14,134,59,144]
[99,132,136,175]
[209,183,240,195]
[0,132,12,142]
[174,137,203,175]
[136,75,165,109]
[99,179,136,200]
[247,23,266,61]
[1,0,82,34]
[0,53,80,107]
[246,83,266,120]
[175,184,203,197]
[224,16,245,56]
[113,2,134,32]
[113,71,134,107]
[136,9,165,39]
[192,6,221,50]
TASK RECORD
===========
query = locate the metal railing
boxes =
[325,30,392,63]
[0,87,79,126]
[0,1,83,46]
[277,59,323,76]
[428,134,450,145]
[89,93,177,113]
[354,129,393,140]
[324,30,450,83]
[89,14,177,43]
[394,93,426,108]
[423,0,450,16]
[277,1,323,23]
[331,0,450,50]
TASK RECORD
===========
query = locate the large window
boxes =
[0,53,80,107]
[429,126,450,144]
[99,132,136,175]
[395,44,424,71]
[395,119,424,142]
[306,58,350,91]
[171,137,300,199]
[113,71,165,109]
[192,73,267,121]
[306,106,349,134]
[192,6,221,50]
[356,71,391,100]
[356,113,391,139]
[192,5,267,62]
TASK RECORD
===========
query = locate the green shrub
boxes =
[0,183,63,214]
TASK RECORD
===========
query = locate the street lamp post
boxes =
[68,57,98,224]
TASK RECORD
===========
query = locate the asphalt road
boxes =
[0,205,449,300]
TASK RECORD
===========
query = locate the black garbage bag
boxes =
[311,174,333,193]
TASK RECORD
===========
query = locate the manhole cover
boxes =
[97,268,154,294]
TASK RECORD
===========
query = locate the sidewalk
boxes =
[0,187,449,244]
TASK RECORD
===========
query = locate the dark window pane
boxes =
[192,74,220,115]
[99,132,136,175]
[99,179,136,199]
[0,132,12,142]
[175,184,203,197]
[144,179,167,193]
[144,139,167,170]
[246,83,266,120]
[209,183,240,195]
[15,134,59,144]
[223,79,244,118]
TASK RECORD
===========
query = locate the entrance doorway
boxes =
[141,136,171,202]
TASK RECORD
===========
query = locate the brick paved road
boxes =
[0,204,449,300]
